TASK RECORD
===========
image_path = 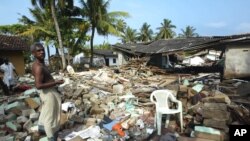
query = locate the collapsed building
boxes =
[112,33,250,80]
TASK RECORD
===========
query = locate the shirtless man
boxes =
[31,42,64,141]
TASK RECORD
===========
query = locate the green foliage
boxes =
[79,0,129,66]
[23,51,32,64]
[95,42,111,50]
[156,19,176,39]
[0,24,29,35]
[120,26,138,43]
[138,22,154,42]
[178,25,199,38]
[19,5,56,41]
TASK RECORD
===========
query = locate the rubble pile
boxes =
[0,58,250,141]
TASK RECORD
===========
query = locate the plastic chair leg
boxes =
[154,113,157,128]
[157,113,162,135]
[165,114,170,128]
[180,112,183,133]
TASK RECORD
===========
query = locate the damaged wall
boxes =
[147,54,163,68]
[117,51,128,66]
[224,44,250,79]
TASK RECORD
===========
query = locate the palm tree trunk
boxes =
[50,1,66,70]
[47,45,50,65]
[90,26,95,67]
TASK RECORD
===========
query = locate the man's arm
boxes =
[33,65,63,89]
[13,69,18,76]
[10,63,18,76]
[0,65,4,73]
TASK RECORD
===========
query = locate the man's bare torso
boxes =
[32,61,54,83]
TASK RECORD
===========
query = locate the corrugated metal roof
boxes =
[93,49,117,57]
[112,33,250,55]
[137,37,220,53]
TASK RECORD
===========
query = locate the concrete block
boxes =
[17,116,29,124]
[202,91,231,104]
[5,101,26,115]
[90,106,104,115]
[6,121,21,132]
[192,84,204,93]
[0,124,5,128]
[39,136,49,141]
[188,87,196,98]
[202,109,230,120]
[15,132,28,140]
[179,85,188,92]
[203,119,229,132]
[30,112,39,121]
[82,93,97,99]
[24,135,32,141]
[0,103,6,115]
[113,84,124,94]
[0,135,15,141]
[22,109,36,117]
[203,103,227,111]
[23,119,33,131]
[84,118,97,127]
[200,90,210,97]
[5,113,17,121]
[73,88,84,98]
[0,130,7,136]
[25,97,40,109]
[0,115,7,124]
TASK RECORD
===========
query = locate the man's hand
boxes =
[56,79,64,85]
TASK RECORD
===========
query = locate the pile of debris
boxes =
[0,58,249,141]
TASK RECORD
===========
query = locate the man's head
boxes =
[30,42,45,60]
[3,57,9,65]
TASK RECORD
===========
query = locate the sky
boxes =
[1,0,250,45]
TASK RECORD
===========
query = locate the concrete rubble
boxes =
[0,58,250,141]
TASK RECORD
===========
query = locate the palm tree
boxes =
[120,26,138,43]
[58,5,90,65]
[22,2,89,66]
[79,0,129,66]
[30,0,74,69]
[19,6,56,38]
[138,22,153,42]
[179,25,199,38]
[116,19,127,34]
[156,19,176,39]
[19,6,57,65]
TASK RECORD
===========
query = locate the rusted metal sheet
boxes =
[224,45,250,79]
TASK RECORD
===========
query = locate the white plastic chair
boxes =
[150,89,183,135]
